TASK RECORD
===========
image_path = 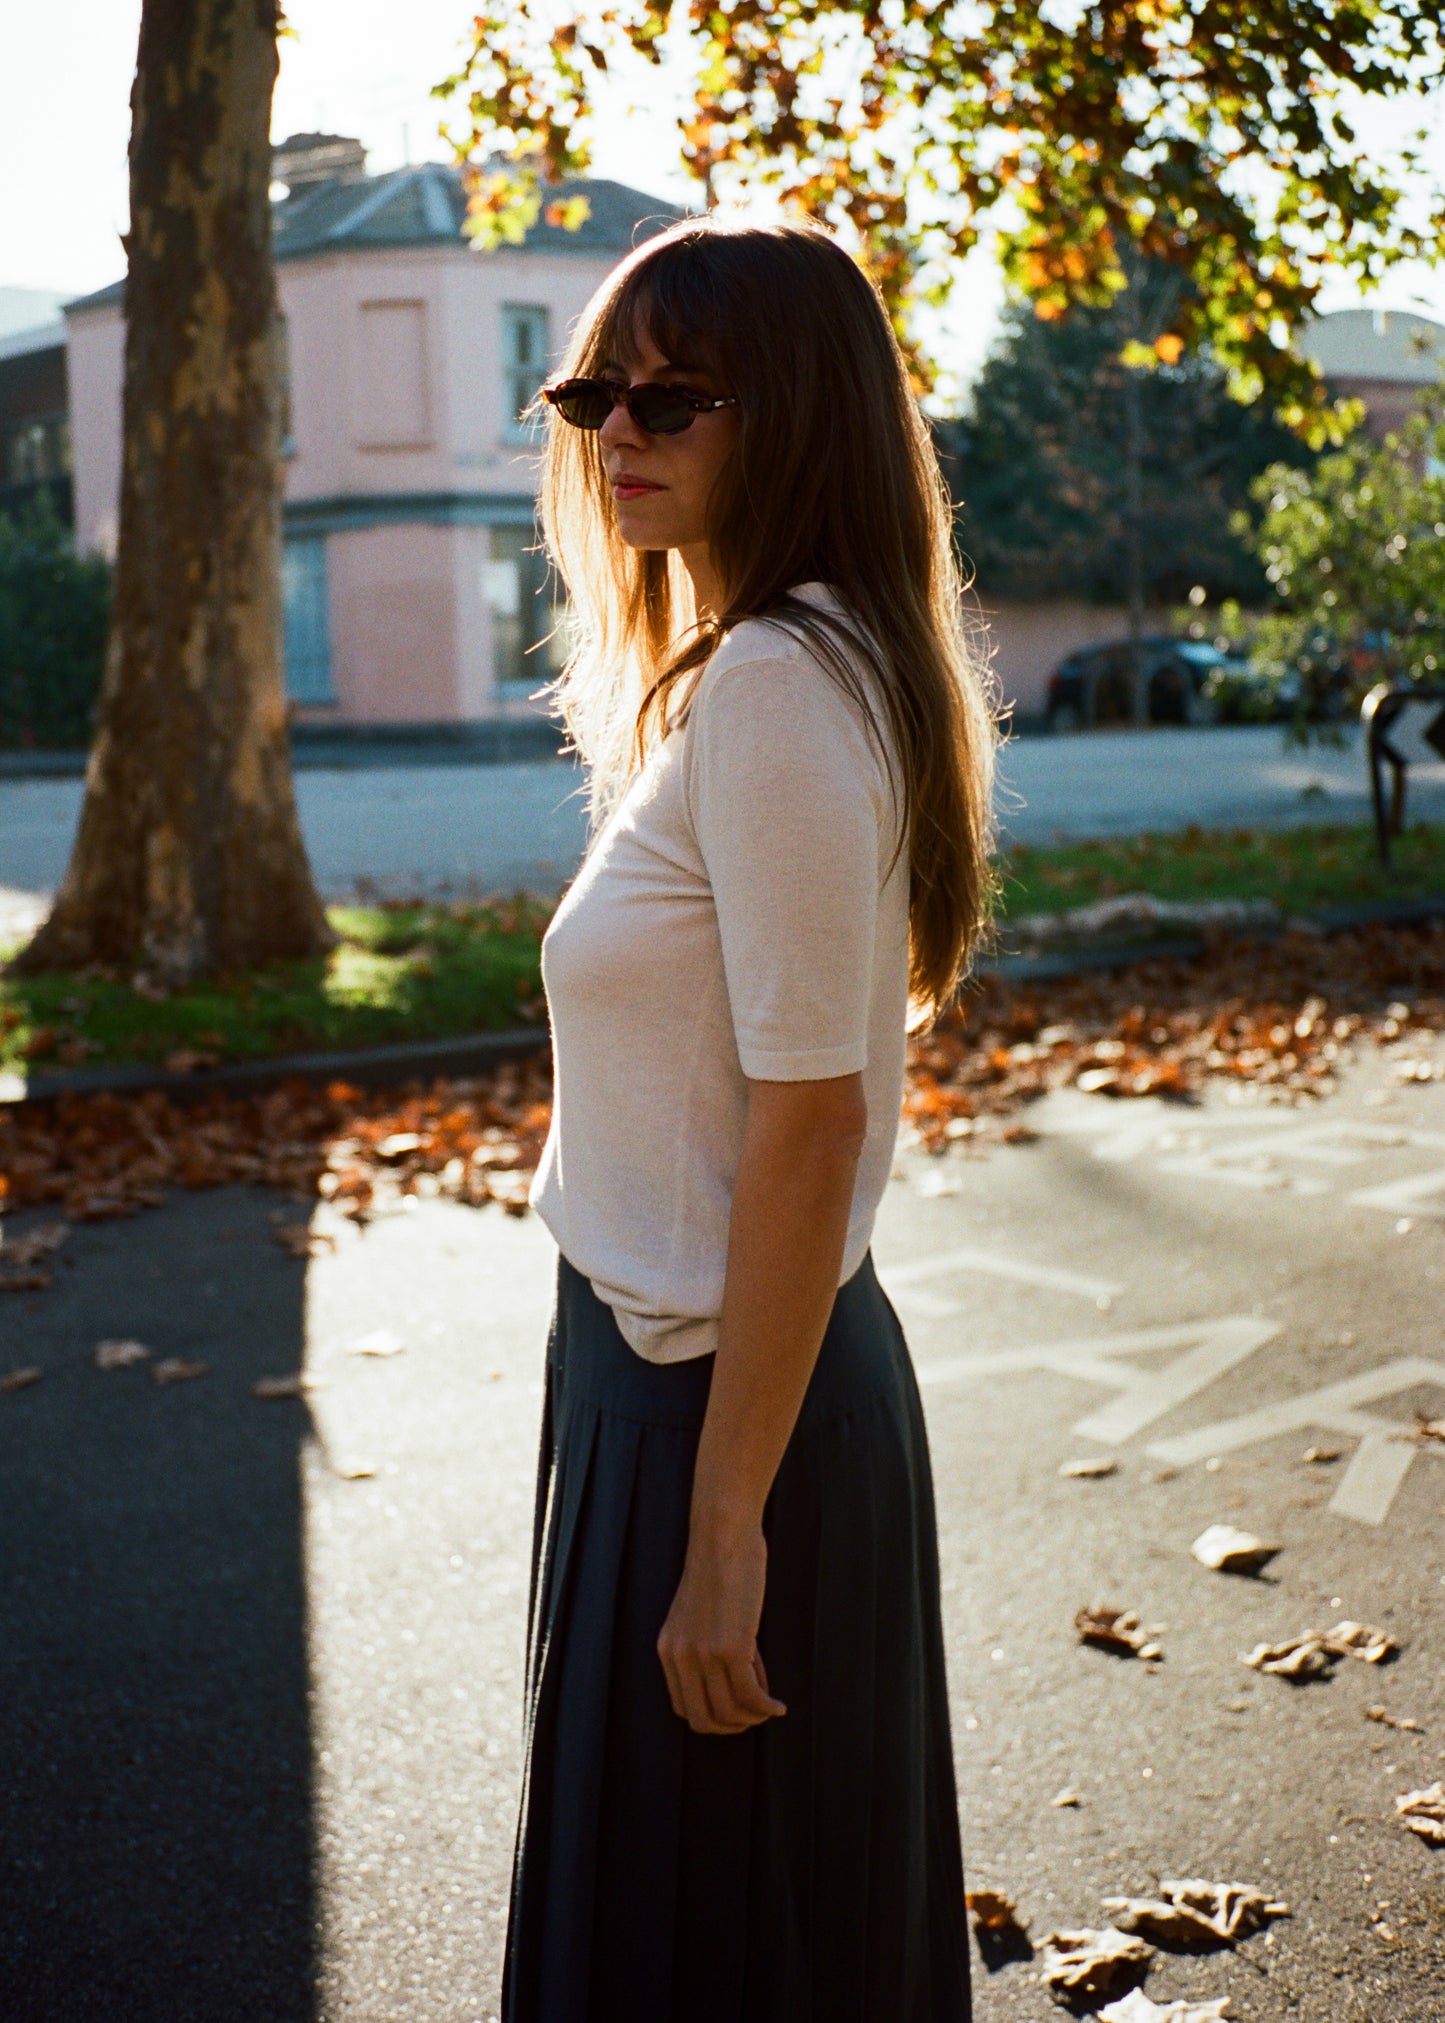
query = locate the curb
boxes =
[0,721,570,780]
[3,896,1441,1109]
[986,894,1445,983]
[5,1028,549,1108]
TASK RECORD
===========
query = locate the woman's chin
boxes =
[613,504,685,551]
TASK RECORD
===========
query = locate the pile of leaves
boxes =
[3,922,1444,1283]
[904,920,1445,1150]
[0,1056,553,1277]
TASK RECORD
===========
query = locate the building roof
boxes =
[67,164,682,316]
[1300,307,1445,385]
[271,161,680,259]
[0,286,69,361]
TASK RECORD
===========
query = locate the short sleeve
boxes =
[688,651,888,1081]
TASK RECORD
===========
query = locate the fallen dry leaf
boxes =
[333,1459,376,1479]
[272,1223,336,1259]
[1103,1879,1289,1950]
[1052,1787,1082,1808]
[1242,1620,1398,1681]
[1366,1705,1423,1733]
[1098,1992,1230,2023]
[903,919,1445,1152]
[1328,1620,1399,1664]
[1076,1605,1162,1661]
[1038,1926,1153,2000]
[1061,1456,1119,1479]
[251,1373,309,1399]
[94,1338,150,1370]
[150,1357,208,1386]
[7,923,1445,1293]
[0,1059,553,1283]
[1190,1524,1281,1576]
[965,1888,1028,1935]
[1300,1445,1344,1465]
[0,1218,69,1292]
[1395,1783,1445,1845]
[348,1328,405,1358]
[163,1048,220,1074]
[1408,1413,1445,1446]
[0,1365,42,1392]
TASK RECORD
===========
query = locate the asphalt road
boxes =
[3,1031,1444,2019]
[4,728,1443,930]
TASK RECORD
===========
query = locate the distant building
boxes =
[64,137,679,724]
[1300,307,1445,438]
[0,287,73,527]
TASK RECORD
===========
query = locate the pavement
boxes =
[4,1033,1445,2019]
[4,729,1443,935]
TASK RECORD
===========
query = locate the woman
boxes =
[505,218,995,2023]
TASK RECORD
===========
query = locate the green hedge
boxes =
[0,498,110,748]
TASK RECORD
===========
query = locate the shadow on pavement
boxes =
[0,1187,317,2022]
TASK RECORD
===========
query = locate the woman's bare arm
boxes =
[656,1070,867,1735]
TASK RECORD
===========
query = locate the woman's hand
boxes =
[657,1521,787,1736]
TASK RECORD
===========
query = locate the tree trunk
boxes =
[14,0,331,985]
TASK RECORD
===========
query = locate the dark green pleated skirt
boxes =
[502,1253,971,2023]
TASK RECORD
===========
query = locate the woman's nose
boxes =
[598,398,645,452]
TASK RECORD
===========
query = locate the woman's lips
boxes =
[613,478,663,501]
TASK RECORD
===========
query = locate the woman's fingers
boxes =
[658,1643,687,1724]
[725,1652,786,1723]
[665,1645,784,1735]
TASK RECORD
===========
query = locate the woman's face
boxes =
[595,330,739,575]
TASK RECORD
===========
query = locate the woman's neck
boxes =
[680,542,723,621]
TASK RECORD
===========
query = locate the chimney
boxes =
[272,133,368,193]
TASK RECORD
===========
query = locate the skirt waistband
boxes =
[551,1253,903,1433]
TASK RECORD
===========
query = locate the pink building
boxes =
[65,136,676,726]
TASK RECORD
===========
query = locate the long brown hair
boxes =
[538,216,996,1015]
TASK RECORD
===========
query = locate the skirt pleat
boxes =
[502,1254,971,2023]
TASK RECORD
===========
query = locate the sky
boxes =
[2,0,1443,396]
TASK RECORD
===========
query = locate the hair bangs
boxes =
[579,234,732,387]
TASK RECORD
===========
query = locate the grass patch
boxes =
[1000,821,1445,924]
[0,899,548,1074]
[2,823,1441,1076]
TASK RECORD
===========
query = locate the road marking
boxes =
[918,1315,1280,1444]
[1145,1357,1445,1523]
[1072,1318,1281,1443]
[1350,1164,1445,1221]
[880,1244,1123,1312]
[1152,1121,1444,1198]
[1329,1435,1421,1526]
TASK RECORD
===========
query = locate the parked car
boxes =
[1045,636,1252,731]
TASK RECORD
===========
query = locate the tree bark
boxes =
[14,0,331,984]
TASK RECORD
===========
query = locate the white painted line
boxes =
[1146,1358,1445,1465]
[880,1244,1122,1306]
[1350,1165,1445,1220]
[1153,1156,1330,1195]
[918,1315,1280,1446]
[1144,1358,1445,1523]
[1147,1122,1445,1204]
[1073,1317,1281,1443]
[1328,1434,1421,1526]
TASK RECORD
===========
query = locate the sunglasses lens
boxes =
[630,385,697,434]
[551,380,615,430]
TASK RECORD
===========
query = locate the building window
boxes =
[484,521,568,690]
[2,413,70,486]
[502,305,550,442]
[282,533,335,704]
[355,299,431,449]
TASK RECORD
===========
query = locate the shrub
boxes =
[0,498,110,748]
